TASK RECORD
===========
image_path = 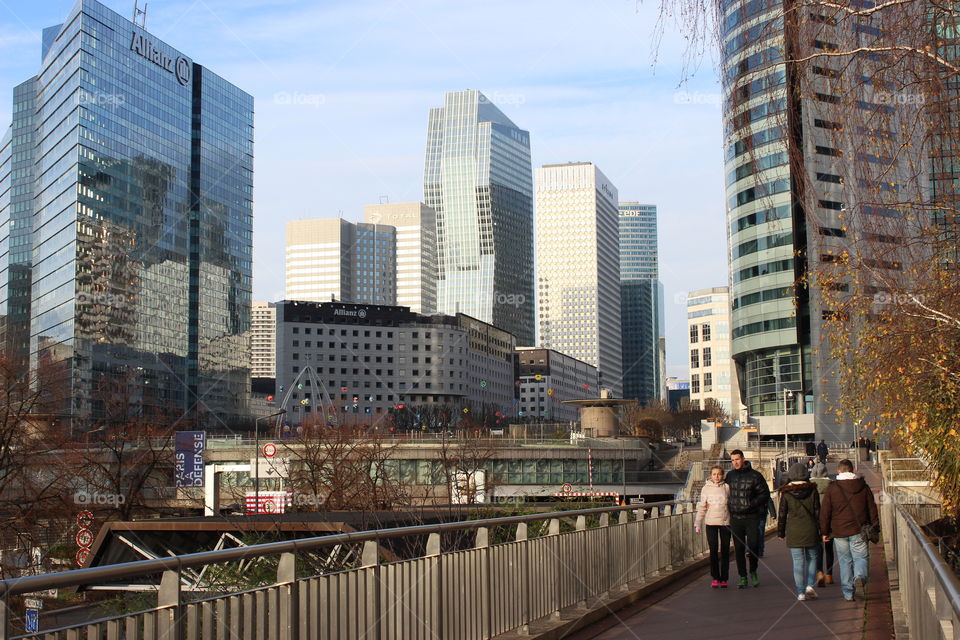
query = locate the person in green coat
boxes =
[778,463,822,600]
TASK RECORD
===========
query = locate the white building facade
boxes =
[535,162,623,396]
[516,347,599,422]
[363,202,438,314]
[251,302,276,378]
[686,287,745,421]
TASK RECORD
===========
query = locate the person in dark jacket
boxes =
[816,440,829,464]
[820,459,879,601]
[725,449,770,588]
[805,441,817,458]
[778,463,821,600]
[810,462,834,586]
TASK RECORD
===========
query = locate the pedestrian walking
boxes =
[725,449,770,588]
[778,463,821,600]
[820,459,879,601]
[810,462,834,586]
[816,439,829,464]
[695,465,731,588]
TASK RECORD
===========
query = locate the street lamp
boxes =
[783,388,796,466]
[254,410,287,513]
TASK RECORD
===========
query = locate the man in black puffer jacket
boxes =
[725,449,771,588]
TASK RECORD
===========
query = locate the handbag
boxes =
[837,483,880,544]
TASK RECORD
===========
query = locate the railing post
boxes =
[599,513,611,598]
[635,509,646,583]
[277,552,299,640]
[576,516,587,607]
[516,522,529,635]
[548,519,561,618]
[649,508,661,577]
[157,569,182,640]
[476,527,491,637]
[426,532,441,637]
[359,542,378,640]
[0,594,9,640]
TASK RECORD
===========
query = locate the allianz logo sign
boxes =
[131,31,192,86]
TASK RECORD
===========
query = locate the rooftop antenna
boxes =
[133,1,148,29]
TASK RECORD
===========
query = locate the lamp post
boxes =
[254,410,287,514]
[782,389,795,467]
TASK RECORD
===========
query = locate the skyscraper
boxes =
[686,287,744,420]
[0,0,253,426]
[618,203,664,404]
[535,163,622,396]
[722,0,921,442]
[285,219,396,306]
[423,90,534,344]
[250,302,276,379]
[363,202,438,314]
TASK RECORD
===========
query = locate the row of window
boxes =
[689,323,712,343]
[690,347,713,369]
[691,373,713,393]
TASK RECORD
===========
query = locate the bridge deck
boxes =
[572,466,895,640]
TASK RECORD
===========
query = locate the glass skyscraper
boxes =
[0,0,253,427]
[423,90,534,345]
[618,203,664,404]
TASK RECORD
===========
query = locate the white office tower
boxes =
[535,162,623,396]
[250,302,277,379]
[364,202,438,314]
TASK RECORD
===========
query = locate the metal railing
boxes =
[0,500,707,640]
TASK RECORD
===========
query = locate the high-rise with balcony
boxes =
[250,302,276,379]
[535,163,622,396]
[423,90,534,344]
[722,0,923,442]
[619,203,664,404]
[363,202,438,314]
[0,0,252,426]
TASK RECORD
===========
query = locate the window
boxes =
[690,349,700,369]
[691,374,700,394]
[703,347,712,367]
[690,325,699,344]
[701,324,711,342]
[704,373,713,392]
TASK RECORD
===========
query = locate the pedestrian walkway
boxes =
[570,462,894,640]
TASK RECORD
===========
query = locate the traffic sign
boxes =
[75,548,90,567]
[25,608,38,633]
[76,511,94,528]
[262,443,277,458]
[75,529,93,548]
[561,483,573,494]
[24,598,42,610]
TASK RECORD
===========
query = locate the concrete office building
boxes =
[273,301,516,425]
[424,90,535,345]
[251,302,276,379]
[515,347,599,423]
[619,203,664,404]
[285,219,396,306]
[686,287,744,421]
[722,0,922,442]
[0,0,252,425]
[535,162,623,397]
[363,202,438,314]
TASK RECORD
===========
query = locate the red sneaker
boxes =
[719,581,728,588]
[711,580,720,588]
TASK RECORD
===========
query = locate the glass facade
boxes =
[0,0,252,427]
[619,204,663,403]
[424,90,534,345]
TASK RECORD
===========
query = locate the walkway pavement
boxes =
[569,462,895,640]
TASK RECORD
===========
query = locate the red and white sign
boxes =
[75,548,90,567]
[245,491,292,514]
[75,529,94,548]
[76,511,94,529]
[262,443,277,458]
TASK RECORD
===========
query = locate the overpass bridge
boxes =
[0,461,954,639]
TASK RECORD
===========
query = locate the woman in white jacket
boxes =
[695,466,732,588]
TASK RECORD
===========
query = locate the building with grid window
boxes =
[515,347,598,423]
[685,287,744,421]
[251,302,276,379]
[535,162,622,397]
[363,202,437,314]
[619,203,664,404]
[285,219,396,306]
[423,90,534,345]
[0,0,252,426]
[273,300,516,427]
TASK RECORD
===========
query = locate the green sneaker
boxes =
[750,572,760,588]
[738,576,748,589]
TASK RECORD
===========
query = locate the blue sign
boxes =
[174,431,206,487]
[25,608,38,633]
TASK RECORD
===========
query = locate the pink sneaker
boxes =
[720,580,728,588]
[711,580,720,588]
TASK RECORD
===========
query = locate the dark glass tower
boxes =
[424,90,534,345]
[618,203,663,403]
[0,0,253,428]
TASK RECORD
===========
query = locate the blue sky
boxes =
[0,0,728,377]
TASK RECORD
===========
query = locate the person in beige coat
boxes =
[695,466,732,587]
